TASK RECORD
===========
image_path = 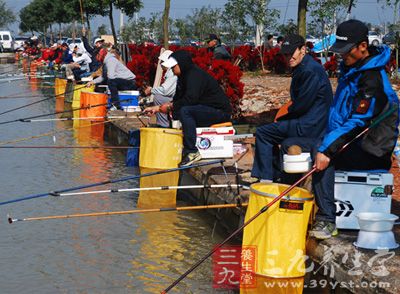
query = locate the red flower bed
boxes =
[127,45,245,118]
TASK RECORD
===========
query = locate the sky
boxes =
[3,0,398,34]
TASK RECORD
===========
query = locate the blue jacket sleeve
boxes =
[318,70,387,157]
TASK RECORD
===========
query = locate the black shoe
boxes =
[179,151,202,167]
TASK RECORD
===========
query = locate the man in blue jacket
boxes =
[309,20,399,239]
[251,34,333,183]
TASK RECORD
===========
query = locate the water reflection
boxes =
[138,168,180,208]
[0,64,223,293]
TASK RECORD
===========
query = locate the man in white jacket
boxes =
[66,46,92,81]
[87,48,137,110]
[143,50,177,127]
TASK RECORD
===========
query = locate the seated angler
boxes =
[144,50,232,166]
[143,50,178,128]
[87,47,137,110]
[251,34,333,184]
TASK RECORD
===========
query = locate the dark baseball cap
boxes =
[329,19,369,54]
[205,34,218,43]
[280,34,305,55]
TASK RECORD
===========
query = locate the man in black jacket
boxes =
[144,50,232,166]
[251,34,333,183]
[206,34,232,61]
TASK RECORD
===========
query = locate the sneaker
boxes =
[309,221,338,240]
[109,106,118,111]
[179,151,202,167]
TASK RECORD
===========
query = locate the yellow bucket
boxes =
[139,128,183,169]
[72,84,94,110]
[242,183,313,278]
[137,168,180,208]
[55,78,67,98]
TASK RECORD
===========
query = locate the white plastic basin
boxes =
[283,153,311,173]
[356,212,398,232]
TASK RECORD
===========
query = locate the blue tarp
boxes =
[312,34,336,53]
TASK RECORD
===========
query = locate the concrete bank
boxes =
[108,116,400,294]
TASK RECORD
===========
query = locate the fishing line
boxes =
[0,96,135,125]
[0,145,137,149]
[0,159,225,206]
[0,117,123,146]
[20,115,148,122]
[0,84,87,117]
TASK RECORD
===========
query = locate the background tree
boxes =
[97,24,108,35]
[189,6,222,41]
[163,0,171,48]
[174,19,192,42]
[277,19,298,36]
[0,0,16,28]
[297,0,307,37]
[308,0,355,57]
[222,0,252,47]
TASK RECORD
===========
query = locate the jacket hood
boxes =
[341,45,391,78]
[170,50,194,74]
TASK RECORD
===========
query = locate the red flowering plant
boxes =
[126,54,153,88]
[205,60,244,120]
[324,54,338,77]
[126,46,245,119]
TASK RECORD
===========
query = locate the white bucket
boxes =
[354,212,399,250]
[283,153,311,173]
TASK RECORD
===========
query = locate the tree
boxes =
[97,24,108,35]
[224,0,279,71]
[379,0,400,24]
[174,19,192,42]
[277,19,298,36]
[82,0,142,44]
[297,0,307,37]
[188,6,222,41]
[308,0,355,56]
[224,0,279,47]
[163,0,171,48]
[222,0,252,47]
[0,0,15,28]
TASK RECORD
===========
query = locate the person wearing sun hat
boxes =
[143,50,178,127]
[251,33,332,184]
[144,50,232,166]
[305,19,400,239]
[205,33,231,60]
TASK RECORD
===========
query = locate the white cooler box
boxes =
[196,127,235,158]
[335,171,393,230]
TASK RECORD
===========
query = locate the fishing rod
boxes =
[0,159,225,206]
[0,145,137,149]
[8,202,247,224]
[0,116,121,146]
[0,96,135,126]
[20,115,147,122]
[48,184,245,197]
[0,77,27,84]
[0,84,87,117]
[161,106,397,293]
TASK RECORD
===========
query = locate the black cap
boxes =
[205,34,218,43]
[280,34,305,55]
[329,19,369,54]
[61,42,68,47]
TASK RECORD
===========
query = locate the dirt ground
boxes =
[241,73,400,207]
